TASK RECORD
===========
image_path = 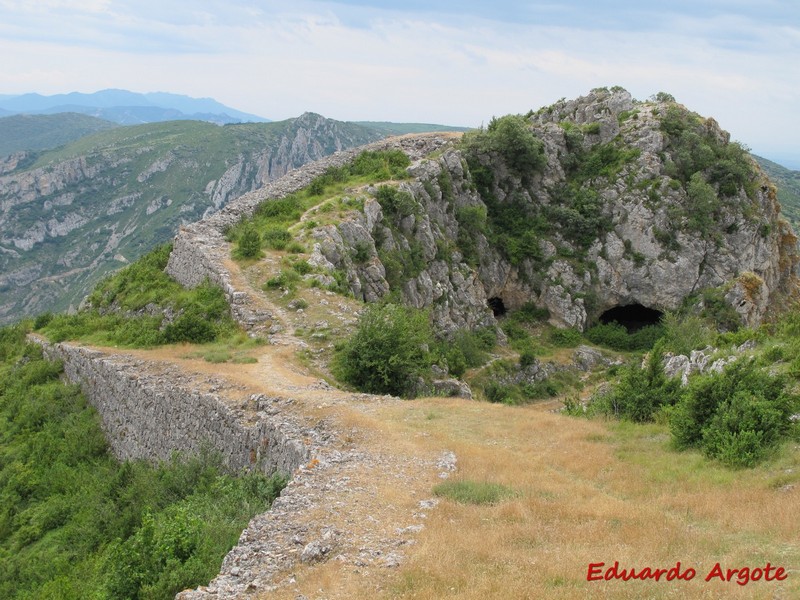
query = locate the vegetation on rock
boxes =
[37,244,236,347]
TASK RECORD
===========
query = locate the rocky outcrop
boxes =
[166,93,799,339]
[293,89,798,333]
[165,134,457,333]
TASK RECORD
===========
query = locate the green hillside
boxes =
[0,115,383,323]
[0,113,118,157]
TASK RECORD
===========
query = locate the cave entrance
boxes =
[599,304,663,332]
[488,297,507,317]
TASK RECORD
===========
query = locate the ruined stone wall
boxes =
[36,339,313,476]
[164,134,456,327]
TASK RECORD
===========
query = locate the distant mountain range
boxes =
[0,89,269,125]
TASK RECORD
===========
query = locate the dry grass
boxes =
[266,397,799,600]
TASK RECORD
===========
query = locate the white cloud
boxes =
[0,0,796,161]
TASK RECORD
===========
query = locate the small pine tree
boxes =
[236,226,262,259]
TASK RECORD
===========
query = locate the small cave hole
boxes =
[599,304,663,332]
[488,297,507,317]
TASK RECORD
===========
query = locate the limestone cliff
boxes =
[0,113,383,323]
[303,89,798,332]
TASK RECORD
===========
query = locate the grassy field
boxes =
[256,395,799,600]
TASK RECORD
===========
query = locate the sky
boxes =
[0,0,798,167]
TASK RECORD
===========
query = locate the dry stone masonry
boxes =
[35,338,314,475]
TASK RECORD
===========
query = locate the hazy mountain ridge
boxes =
[0,113,383,322]
[0,89,269,125]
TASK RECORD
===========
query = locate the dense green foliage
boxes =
[333,303,433,396]
[590,347,682,422]
[670,361,798,467]
[0,325,287,599]
[37,244,235,347]
[583,309,800,468]
[435,328,496,378]
[584,321,665,352]
[659,104,759,238]
[462,115,546,180]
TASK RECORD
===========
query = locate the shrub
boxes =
[484,381,512,404]
[291,260,313,275]
[235,226,262,259]
[659,312,714,356]
[585,321,664,351]
[519,349,537,368]
[701,391,786,467]
[549,327,582,348]
[591,347,682,422]
[464,114,546,179]
[262,226,291,250]
[375,185,416,218]
[163,313,217,344]
[333,303,433,397]
[670,360,796,465]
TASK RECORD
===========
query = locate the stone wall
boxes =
[165,134,456,332]
[35,339,314,476]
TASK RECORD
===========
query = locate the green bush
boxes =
[333,303,433,397]
[463,114,546,179]
[585,321,664,351]
[437,328,495,377]
[549,327,582,348]
[262,226,292,251]
[669,360,796,466]
[375,185,416,218]
[484,380,512,404]
[235,225,262,259]
[659,312,714,356]
[590,347,682,422]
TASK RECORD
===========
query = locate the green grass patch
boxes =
[433,479,517,505]
[36,244,238,348]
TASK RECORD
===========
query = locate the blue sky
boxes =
[1,0,798,166]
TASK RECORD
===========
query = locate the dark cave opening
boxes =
[599,304,663,332]
[488,297,507,317]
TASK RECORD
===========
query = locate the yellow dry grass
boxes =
[264,396,799,600]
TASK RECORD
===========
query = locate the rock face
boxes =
[166,89,798,338]
[0,113,383,323]
[298,89,799,333]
